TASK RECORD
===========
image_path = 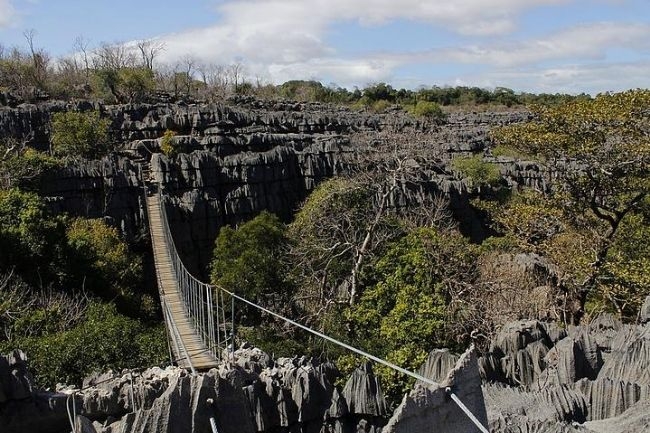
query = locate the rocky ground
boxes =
[1,295,648,433]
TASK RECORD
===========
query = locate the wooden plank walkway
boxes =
[146,191,219,370]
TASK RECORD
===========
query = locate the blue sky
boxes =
[1,0,648,94]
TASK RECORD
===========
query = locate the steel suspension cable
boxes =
[218,286,489,433]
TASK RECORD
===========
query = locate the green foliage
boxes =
[287,178,376,305]
[371,99,392,113]
[493,90,650,221]
[592,212,650,318]
[0,148,61,190]
[346,228,477,402]
[0,188,67,285]
[160,129,178,156]
[66,218,142,309]
[119,67,155,102]
[409,100,446,122]
[2,302,167,387]
[211,211,288,301]
[278,80,353,103]
[50,111,111,159]
[492,90,650,320]
[451,155,502,188]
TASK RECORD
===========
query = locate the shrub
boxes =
[211,211,288,302]
[410,100,446,122]
[50,111,111,159]
[345,228,477,403]
[2,302,168,387]
[66,218,142,309]
[160,129,178,156]
[451,155,502,188]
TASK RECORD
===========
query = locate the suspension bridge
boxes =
[144,180,489,433]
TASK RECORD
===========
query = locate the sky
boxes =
[0,0,648,94]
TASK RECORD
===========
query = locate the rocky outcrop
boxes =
[40,155,147,242]
[0,345,394,433]
[383,346,487,433]
[0,350,35,403]
[482,315,650,432]
[0,343,492,433]
[2,100,538,274]
[640,295,650,324]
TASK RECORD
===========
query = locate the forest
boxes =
[0,37,648,408]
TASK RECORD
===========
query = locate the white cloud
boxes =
[153,0,571,81]
[0,0,15,28]
[448,60,650,94]
[440,22,650,67]
[139,0,648,93]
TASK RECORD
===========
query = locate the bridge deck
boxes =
[146,192,218,371]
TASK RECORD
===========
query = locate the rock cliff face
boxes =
[0,100,537,276]
[3,297,648,433]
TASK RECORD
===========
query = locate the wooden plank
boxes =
[146,193,219,371]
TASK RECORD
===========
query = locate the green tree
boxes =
[211,211,288,302]
[160,129,178,156]
[0,188,67,285]
[409,100,446,122]
[119,67,155,103]
[66,218,143,311]
[2,302,167,387]
[451,155,502,189]
[493,90,650,321]
[50,110,111,159]
[0,147,61,190]
[346,228,477,402]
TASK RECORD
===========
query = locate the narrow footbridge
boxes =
[146,188,225,371]
[145,182,488,432]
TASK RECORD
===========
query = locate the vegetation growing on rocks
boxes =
[0,57,647,408]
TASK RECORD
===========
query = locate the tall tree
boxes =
[493,89,650,321]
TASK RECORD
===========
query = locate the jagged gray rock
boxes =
[641,296,650,324]
[341,362,387,418]
[0,100,539,276]
[489,415,592,433]
[574,377,650,421]
[484,383,587,425]
[383,346,487,433]
[597,325,650,385]
[416,348,458,385]
[584,400,650,433]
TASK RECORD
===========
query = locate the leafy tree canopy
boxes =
[211,211,288,302]
[492,90,650,320]
[50,110,111,159]
[345,227,477,402]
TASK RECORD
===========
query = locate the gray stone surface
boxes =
[641,296,650,324]
[341,362,387,417]
[383,346,488,433]
[482,316,650,433]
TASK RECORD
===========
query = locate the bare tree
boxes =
[93,41,136,70]
[288,126,453,318]
[23,29,50,89]
[73,35,91,83]
[196,62,229,100]
[228,62,244,94]
[136,39,165,70]
[0,271,89,341]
